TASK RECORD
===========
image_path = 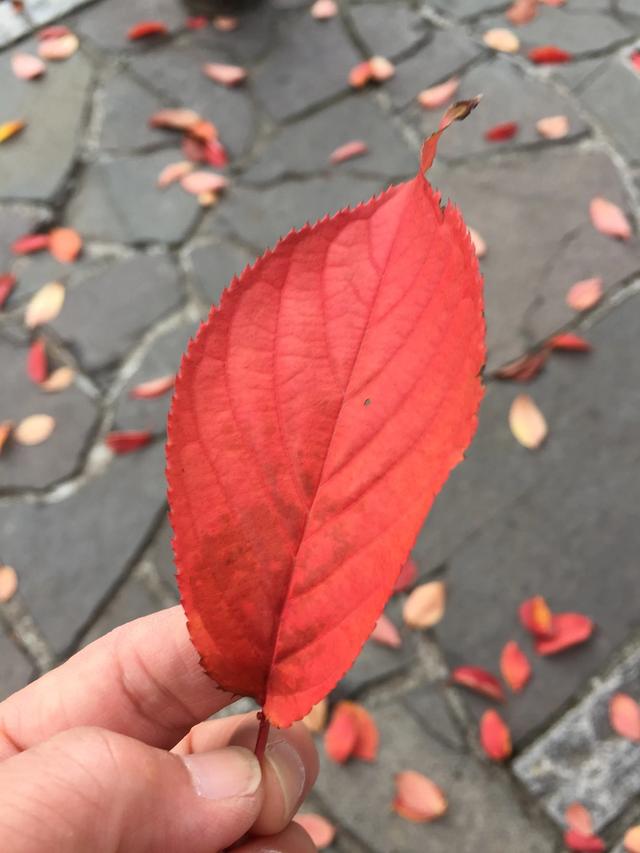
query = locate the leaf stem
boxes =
[254,711,270,763]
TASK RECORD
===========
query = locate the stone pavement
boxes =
[1,0,640,849]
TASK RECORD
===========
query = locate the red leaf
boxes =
[129,374,175,399]
[12,233,50,255]
[393,771,448,822]
[105,430,154,454]
[27,338,48,384]
[348,702,379,761]
[480,710,512,761]
[48,227,82,263]
[127,20,169,40]
[484,121,519,142]
[0,274,16,310]
[528,45,573,64]
[166,116,485,726]
[519,595,554,638]
[565,803,594,837]
[324,703,358,763]
[564,830,606,852]
[394,557,418,593]
[609,693,640,742]
[370,613,402,648]
[535,613,594,655]
[495,349,548,382]
[451,666,505,702]
[547,333,592,352]
[186,16,208,30]
[38,25,71,40]
[202,138,229,168]
[500,641,531,692]
[330,140,369,165]
[631,51,640,73]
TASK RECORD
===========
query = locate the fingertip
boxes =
[231,821,318,853]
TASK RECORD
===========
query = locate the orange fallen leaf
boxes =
[38,33,79,60]
[180,171,229,195]
[189,119,218,144]
[49,227,82,263]
[451,665,505,702]
[590,197,632,240]
[483,28,520,53]
[495,349,548,382]
[14,413,55,446]
[294,813,336,849]
[417,77,460,109]
[27,338,48,384]
[609,693,640,742]
[349,60,373,88]
[157,160,194,188]
[0,421,12,455]
[480,710,512,761]
[0,565,18,604]
[535,613,594,655]
[468,226,486,258]
[564,830,606,852]
[0,273,16,309]
[105,430,154,454]
[202,62,248,87]
[485,121,519,142]
[536,115,569,140]
[547,332,592,352]
[403,580,446,629]
[330,140,369,164]
[129,374,175,399]
[509,394,547,449]
[0,119,26,144]
[500,641,531,693]
[565,803,593,837]
[311,0,338,19]
[624,825,640,852]
[25,281,65,328]
[393,770,448,823]
[11,52,46,80]
[506,0,538,25]
[12,233,50,254]
[519,596,554,638]
[394,557,418,593]
[370,613,402,649]
[149,108,203,133]
[348,702,379,761]
[302,698,328,733]
[127,20,168,40]
[528,45,573,64]
[213,15,238,31]
[324,702,358,763]
[41,365,75,392]
[566,277,603,312]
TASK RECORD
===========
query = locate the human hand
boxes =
[0,607,319,852]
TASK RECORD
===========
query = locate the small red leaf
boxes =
[590,197,632,240]
[293,813,336,849]
[506,0,538,25]
[348,702,379,761]
[500,641,531,693]
[12,233,50,255]
[324,703,358,764]
[370,613,402,649]
[564,830,606,852]
[484,121,519,142]
[203,138,229,168]
[393,557,418,593]
[495,349,548,382]
[393,771,448,822]
[535,613,594,655]
[48,227,82,263]
[519,596,554,638]
[202,62,247,87]
[528,45,573,64]
[330,140,369,165]
[0,273,16,310]
[348,57,394,88]
[609,693,640,742]
[129,374,175,399]
[127,20,169,40]
[548,333,592,352]
[105,430,154,454]
[11,52,46,80]
[480,710,512,761]
[566,277,603,312]
[631,51,640,73]
[451,666,505,702]
[186,16,208,30]
[349,60,373,88]
[27,338,48,384]
[565,803,593,837]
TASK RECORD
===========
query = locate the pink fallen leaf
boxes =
[609,693,640,742]
[349,60,372,88]
[129,374,176,399]
[0,565,18,604]
[202,62,248,87]
[500,641,531,693]
[394,557,418,593]
[180,171,229,195]
[369,56,395,81]
[11,52,46,80]
[483,28,520,53]
[451,665,505,702]
[536,115,569,140]
[38,33,79,61]
[566,277,603,312]
[14,414,55,446]
[417,77,460,109]
[480,710,512,761]
[12,233,50,255]
[0,273,16,310]
[105,430,154,454]
[624,825,640,852]
[590,196,632,240]
[294,813,336,849]
[393,771,448,823]
[631,51,640,73]
[535,613,594,655]
[25,281,65,328]
[370,613,402,649]
[41,366,75,392]
[403,581,446,629]
[311,0,338,19]
[565,803,593,837]
[468,226,486,258]
[509,394,547,449]
[330,140,369,165]
[157,160,194,188]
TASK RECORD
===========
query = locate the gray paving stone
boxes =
[550,56,607,92]
[98,69,166,152]
[386,28,483,110]
[26,0,89,25]
[49,254,183,373]
[514,643,640,832]
[428,0,511,18]
[187,4,278,65]
[0,3,30,47]
[402,683,467,752]
[0,44,93,203]
[405,58,588,160]
[6,253,75,308]
[250,12,360,120]
[315,701,557,853]
[417,294,640,743]
[66,151,201,244]
[0,332,98,490]
[148,514,178,596]
[578,55,640,165]
[0,625,34,701]
[349,1,431,59]
[71,0,185,51]
[80,571,161,646]
[0,441,167,654]
[186,239,255,306]
[0,206,49,274]
[242,94,417,185]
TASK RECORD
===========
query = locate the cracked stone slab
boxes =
[428,0,512,18]
[514,643,640,832]
[402,683,468,752]
[97,69,167,152]
[0,3,30,47]
[0,625,34,701]
[242,93,417,185]
[405,58,588,160]
[0,333,98,490]
[25,0,91,25]
[66,151,201,244]
[70,0,186,51]
[250,12,360,120]
[314,701,557,853]
[348,1,431,59]
[80,571,162,646]
[417,293,640,743]
[186,239,256,307]
[0,43,93,203]
[0,441,168,654]
[49,254,183,374]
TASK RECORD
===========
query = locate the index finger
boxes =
[0,606,234,760]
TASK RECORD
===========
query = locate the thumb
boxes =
[0,726,264,853]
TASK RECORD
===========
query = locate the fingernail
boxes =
[265,738,306,821]
[182,746,261,800]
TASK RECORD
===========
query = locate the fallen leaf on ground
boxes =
[590,196,632,240]
[14,414,55,446]
[12,233,50,255]
[293,813,336,849]
[369,56,395,81]
[127,20,168,40]
[203,138,229,167]
[186,16,208,29]
[547,333,591,352]
[540,0,566,5]
[202,62,247,86]
[213,15,238,31]
[38,33,79,60]
[0,119,26,144]
[536,115,569,140]
[27,339,48,383]
[451,666,505,702]
[564,830,606,852]
[528,45,573,64]
[501,641,531,692]
[394,557,418,593]
[105,430,154,454]
[189,120,218,144]
[483,28,520,53]
[565,277,603,312]
[41,366,74,392]
[180,171,228,195]
[25,281,65,328]
[324,703,358,763]
[509,394,547,449]
[311,0,338,19]
[485,121,519,142]
[417,77,460,109]
[348,702,379,761]
[403,581,446,629]
[468,226,486,258]
[330,140,369,164]
[0,273,16,309]
[11,52,46,79]
[519,596,554,638]
[506,0,538,25]
[535,613,594,655]
[38,25,71,40]
[149,108,203,133]
[631,51,640,73]
[480,710,512,761]
[157,160,194,188]
[302,698,328,733]
[624,825,640,852]
[0,421,12,455]
[495,349,548,382]
[349,60,372,88]
[393,771,448,823]
[198,191,218,207]
[129,374,175,399]
[0,565,18,603]
[49,227,82,263]
[609,693,640,742]
[565,803,593,837]
[370,613,402,648]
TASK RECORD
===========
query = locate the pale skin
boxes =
[0,606,319,853]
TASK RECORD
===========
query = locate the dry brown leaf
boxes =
[157,160,194,188]
[294,813,336,849]
[624,826,640,853]
[393,771,448,823]
[0,565,18,603]
[536,115,569,139]
[610,693,640,742]
[590,196,632,240]
[41,366,75,392]
[202,62,248,86]
[11,52,46,80]
[0,420,12,455]
[14,413,55,446]
[0,119,26,144]
[509,394,547,449]
[565,277,603,312]
[417,77,460,109]
[311,0,338,19]
[468,226,486,258]
[38,33,79,60]
[25,281,65,328]
[483,28,520,53]
[403,581,446,629]
[302,698,328,733]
